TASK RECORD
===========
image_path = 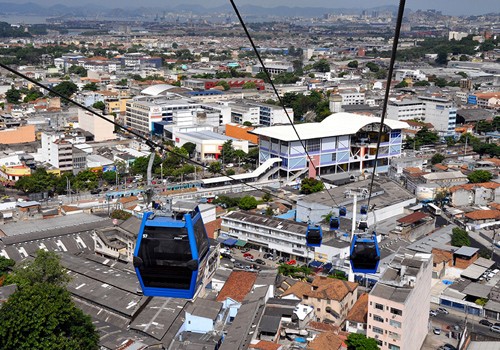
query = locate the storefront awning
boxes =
[222,238,238,247]
[235,240,247,247]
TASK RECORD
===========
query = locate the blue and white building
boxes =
[251,113,408,179]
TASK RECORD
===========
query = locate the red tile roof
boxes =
[216,271,257,303]
[397,211,429,224]
[449,182,500,193]
[346,293,369,323]
[204,218,222,239]
[308,331,343,350]
[249,341,282,350]
[464,210,500,221]
[281,276,357,301]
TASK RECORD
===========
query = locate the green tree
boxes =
[226,169,236,176]
[238,195,258,210]
[431,153,445,165]
[242,81,257,89]
[5,87,21,104]
[110,209,132,220]
[366,62,379,72]
[92,101,105,111]
[208,161,222,175]
[300,177,325,194]
[82,82,98,91]
[451,227,470,247]
[0,281,99,350]
[262,192,272,202]
[243,121,253,127]
[221,140,235,163]
[414,80,430,86]
[265,206,274,216]
[14,167,57,194]
[51,81,78,99]
[395,80,408,88]
[68,65,87,77]
[0,256,14,277]
[347,60,358,68]
[312,59,330,72]
[475,298,488,306]
[467,170,493,183]
[182,142,196,157]
[216,80,230,90]
[435,51,448,65]
[102,170,117,184]
[346,333,379,350]
[8,250,70,288]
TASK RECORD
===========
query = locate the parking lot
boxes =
[219,247,282,272]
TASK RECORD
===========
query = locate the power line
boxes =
[366,0,406,209]
[229,0,341,212]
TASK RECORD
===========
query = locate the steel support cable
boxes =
[0,62,326,210]
[366,0,406,209]
[229,0,341,210]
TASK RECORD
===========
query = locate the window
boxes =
[375,303,384,310]
[390,308,402,316]
[389,320,401,328]
[306,139,320,152]
[372,326,384,335]
[389,344,400,350]
[373,315,384,323]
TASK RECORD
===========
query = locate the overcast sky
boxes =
[27,0,499,16]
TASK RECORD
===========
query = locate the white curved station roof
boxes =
[251,113,409,141]
[141,84,177,96]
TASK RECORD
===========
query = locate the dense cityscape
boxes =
[0,1,499,350]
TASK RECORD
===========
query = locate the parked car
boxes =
[243,252,253,258]
[263,253,274,260]
[241,248,250,253]
[255,259,266,265]
[429,310,437,317]
[433,328,441,335]
[286,259,297,265]
[221,252,232,259]
[437,307,449,314]
[234,263,244,269]
[495,322,500,327]
[490,325,500,333]
[442,344,457,350]
[245,256,255,262]
[479,319,493,327]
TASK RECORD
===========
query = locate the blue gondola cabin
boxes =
[306,224,323,247]
[133,206,209,299]
[350,232,380,274]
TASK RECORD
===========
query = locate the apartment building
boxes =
[387,96,456,137]
[221,211,312,261]
[387,99,426,121]
[227,100,293,126]
[125,95,230,134]
[339,88,365,105]
[77,109,116,142]
[367,249,432,350]
[251,61,294,75]
[419,95,457,137]
[281,276,358,325]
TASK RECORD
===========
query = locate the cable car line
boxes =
[229,0,341,209]
[365,0,406,209]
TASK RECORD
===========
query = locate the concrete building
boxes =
[226,100,293,126]
[40,132,73,172]
[173,130,248,161]
[77,109,116,142]
[367,249,433,350]
[345,292,369,334]
[251,61,294,75]
[387,99,426,121]
[125,94,230,134]
[221,211,313,261]
[251,113,408,179]
[388,157,424,181]
[449,182,500,207]
[419,95,457,137]
[281,276,358,325]
[339,88,365,106]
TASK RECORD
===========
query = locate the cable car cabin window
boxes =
[192,216,209,260]
[138,226,193,290]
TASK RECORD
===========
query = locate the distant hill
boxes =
[0,2,400,19]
